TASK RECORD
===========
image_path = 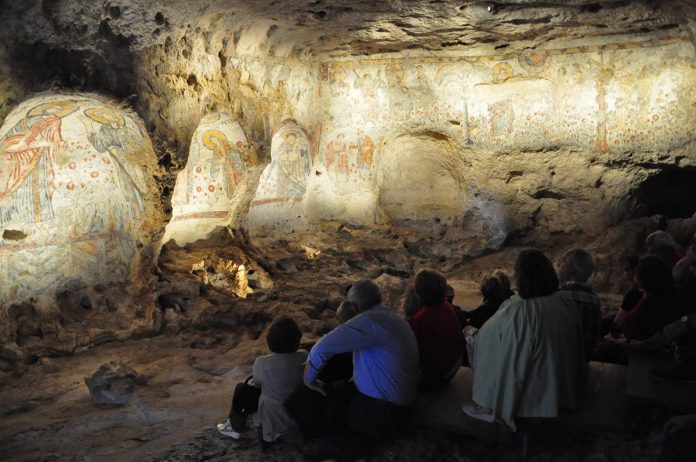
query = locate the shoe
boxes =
[217,420,241,439]
[650,358,696,384]
[216,419,229,430]
[462,403,497,423]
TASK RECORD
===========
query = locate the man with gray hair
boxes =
[558,248,602,360]
[304,278,420,461]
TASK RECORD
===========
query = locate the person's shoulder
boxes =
[559,285,600,305]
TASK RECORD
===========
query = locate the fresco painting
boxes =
[170,112,249,222]
[317,37,696,158]
[277,36,696,229]
[249,119,311,229]
[0,94,159,305]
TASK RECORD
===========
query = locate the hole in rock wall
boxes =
[634,168,696,219]
[2,229,26,241]
[376,132,468,226]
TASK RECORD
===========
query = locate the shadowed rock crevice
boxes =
[633,168,696,219]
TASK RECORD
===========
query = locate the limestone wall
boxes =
[245,35,696,248]
[164,112,253,245]
[0,94,162,308]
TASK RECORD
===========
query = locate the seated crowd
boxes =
[215,229,696,462]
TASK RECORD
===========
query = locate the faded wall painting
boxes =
[170,112,249,222]
[308,36,696,234]
[317,37,696,155]
[0,94,159,306]
[249,119,312,230]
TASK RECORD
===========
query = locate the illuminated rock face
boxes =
[0,94,161,306]
[164,113,250,244]
[249,120,312,231]
[307,38,696,244]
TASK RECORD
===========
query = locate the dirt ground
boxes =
[0,237,665,461]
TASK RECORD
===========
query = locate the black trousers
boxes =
[320,381,409,462]
[660,422,696,462]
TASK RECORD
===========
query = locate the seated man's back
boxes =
[309,303,420,405]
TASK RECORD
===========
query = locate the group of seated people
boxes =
[214,229,696,462]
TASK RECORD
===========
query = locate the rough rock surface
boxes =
[85,360,146,406]
[0,93,163,307]
[1,1,695,246]
[164,113,259,245]
[0,235,674,461]
[0,2,695,459]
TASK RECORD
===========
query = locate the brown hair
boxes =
[515,249,559,299]
[415,269,448,306]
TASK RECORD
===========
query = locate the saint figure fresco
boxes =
[0,100,77,225]
[249,120,312,229]
[170,113,249,221]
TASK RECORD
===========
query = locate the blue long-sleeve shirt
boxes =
[306,303,420,406]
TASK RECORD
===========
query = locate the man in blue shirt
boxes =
[304,278,420,460]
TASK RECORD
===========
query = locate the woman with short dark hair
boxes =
[218,317,307,442]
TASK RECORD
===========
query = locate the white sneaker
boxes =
[217,420,241,439]
[462,403,496,423]
[216,419,229,430]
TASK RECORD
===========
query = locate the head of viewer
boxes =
[480,275,505,302]
[515,249,559,299]
[645,230,681,259]
[445,284,455,304]
[493,270,512,294]
[558,248,595,284]
[347,279,382,312]
[636,255,673,294]
[414,269,448,306]
[267,317,302,353]
[336,300,358,324]
[401,286,422,318]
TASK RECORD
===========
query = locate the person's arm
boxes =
[665,414,696,434]
[304,314,379,383]
[252,357,263,388]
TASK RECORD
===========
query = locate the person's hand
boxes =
[664,414,696,434]
[463,325,478,337]
[663,320,688,341]
[604,333,627,344]
[303,362,326,396]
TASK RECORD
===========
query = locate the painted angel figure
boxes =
[0,101,77,225]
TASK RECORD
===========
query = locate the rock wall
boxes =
[249,119,313,231]
[1,1,696,251]
[0,94,162,308]
[164,112,254,245]
[304,35,696,244]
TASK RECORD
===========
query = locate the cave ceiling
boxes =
[2,0,695,59]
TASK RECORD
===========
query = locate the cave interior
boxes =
[1,1,696,460]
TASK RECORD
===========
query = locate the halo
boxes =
[202,129,227,149]
[84,108,125,126]
[282,130,299,141]
[518,54,548,74]
[27,100,78,118]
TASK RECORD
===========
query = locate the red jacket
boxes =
[409,301,465,390]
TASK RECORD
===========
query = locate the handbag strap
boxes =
[244,375,254,385]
